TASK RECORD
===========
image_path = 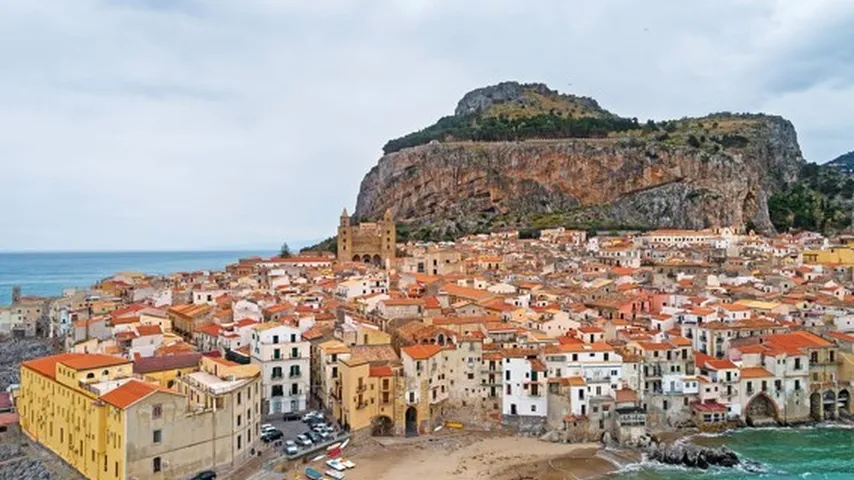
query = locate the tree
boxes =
[279,242,292,258]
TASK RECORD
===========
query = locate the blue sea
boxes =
[612,426,854,479]
[0,251,272,305]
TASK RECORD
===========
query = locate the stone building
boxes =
[337,208,396,268]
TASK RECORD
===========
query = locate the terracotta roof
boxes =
[402,344,443,360]
[135,325,163,336]
[740,367,773,378]
[23,353,131,380]
[100,379,179,409]
[133,353,202,374]
[369,365,394,377]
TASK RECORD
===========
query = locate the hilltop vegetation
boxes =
[767,163,853,233]
[382,113,640,154]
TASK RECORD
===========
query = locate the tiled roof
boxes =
[100,380,179,409]
[133,353,202,374]
[401,344,443,360]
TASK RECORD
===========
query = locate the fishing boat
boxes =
[304,467,324,480]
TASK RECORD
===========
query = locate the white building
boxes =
[250,323,310,414]
[502,355,548,417]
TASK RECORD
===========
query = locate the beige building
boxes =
[337,208,396,268]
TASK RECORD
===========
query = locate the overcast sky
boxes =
[1,0,853,251]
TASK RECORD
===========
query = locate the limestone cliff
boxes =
[355,82,805,238]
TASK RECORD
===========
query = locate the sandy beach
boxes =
[285,432,618,480]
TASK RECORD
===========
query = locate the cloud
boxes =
[0,0,852,251]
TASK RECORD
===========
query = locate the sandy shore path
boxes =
[328,432,613,480]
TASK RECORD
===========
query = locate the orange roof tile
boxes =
[401,344,443,360]
[100,379,178,409]
[740,367,773,378]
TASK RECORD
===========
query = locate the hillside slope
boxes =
[355,82,805,239]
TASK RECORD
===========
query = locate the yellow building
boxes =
[19,352,261,480]
[803,247,854,266]
[19,353,137,480]
[337,345,400,435]
[316,340,350,420]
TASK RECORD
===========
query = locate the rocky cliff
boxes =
[355,82,805,238]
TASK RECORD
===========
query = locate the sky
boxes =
[1,0,853,252]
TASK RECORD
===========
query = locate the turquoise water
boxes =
[612,427,854,479]
[0,251,272,305]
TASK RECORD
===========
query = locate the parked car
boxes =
[301,411,320,422]
[307,431,322,444]
[284,440,299,455]
[283,411,301,422]
[261,429,283,443]
[261,424,276,433]
[189,471,216,480]
[317,430,330,441]
[296,434,313,447]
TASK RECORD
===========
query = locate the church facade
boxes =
[337,208,396,268]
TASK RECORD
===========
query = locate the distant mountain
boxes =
[827,151,854,173]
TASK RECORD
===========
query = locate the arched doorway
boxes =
[745,393,778,426]
[372,254,382,266]
[823,390,837,420]
[405,406,418,437]
[838,390,850,416]
[362,255,372,264]
[810,391,822,420]
[352,254,361,262]
[371,415,394,436]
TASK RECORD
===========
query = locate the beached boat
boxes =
[326,442,341,451]
[326,459,346,471]
[325,470,346,480]
[340,438,350,449]
[341,460,355,469]
[304,467,324,480]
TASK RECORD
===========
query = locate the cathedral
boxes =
[337,208,396,268]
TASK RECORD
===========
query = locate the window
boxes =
[237,434,242,450]
[531,405,536,412]
[505,371,510,381]
[152,404,162,419]
[237,415,242,427]
[153,429,162,444]
[272,335,279,344]
[237,392,242,405]
[153,457,161,473]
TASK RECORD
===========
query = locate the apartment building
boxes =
[250,323,310,414]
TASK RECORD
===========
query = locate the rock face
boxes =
[354,83,805,236]
[645,440,739,469]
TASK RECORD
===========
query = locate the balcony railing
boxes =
[356,401,368,410]
[356,384,367,393]
[289,371,302,378]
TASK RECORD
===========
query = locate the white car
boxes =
[261,424,276,433]
[297,434,312,447]
[284,440,299,455]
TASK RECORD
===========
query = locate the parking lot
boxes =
[260,410,347,458]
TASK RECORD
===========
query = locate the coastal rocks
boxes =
[645,440,739,470]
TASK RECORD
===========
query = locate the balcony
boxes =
[287,390,304,398]
[356,384,367,393]
[289,371,302,378]
[356,400,369,410]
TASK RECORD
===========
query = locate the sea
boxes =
[0,251,272,305]
[611,426,854,479]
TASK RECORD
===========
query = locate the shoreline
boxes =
[323,421,854,480]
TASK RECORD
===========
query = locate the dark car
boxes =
[283,412,301,422]
[189,471,216,480]
[307,431,322,443]
[261,430,284,443]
